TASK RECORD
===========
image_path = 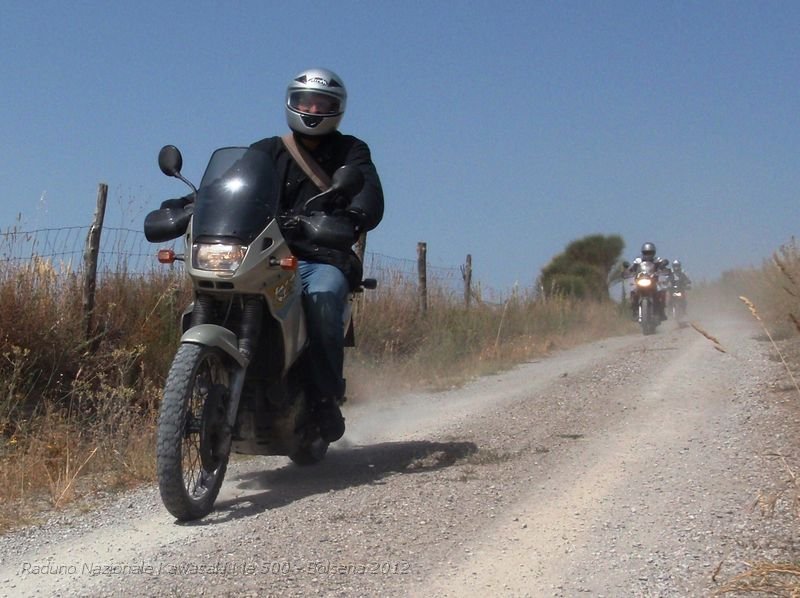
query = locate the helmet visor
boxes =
[288,91,342,116]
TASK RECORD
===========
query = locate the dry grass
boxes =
[0,403,158,530]
[714,563,800,597]
[710,240,800,595]
[740,295,800,398]
[751,455,800,520]
[690,322,728,353]
[0,258,179,532]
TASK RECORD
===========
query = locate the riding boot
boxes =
[316,397,345,442]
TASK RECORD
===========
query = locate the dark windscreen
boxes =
[191,147,280,245]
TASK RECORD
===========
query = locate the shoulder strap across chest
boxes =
[281,133,332,192]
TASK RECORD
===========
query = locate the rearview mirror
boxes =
[158,145,183,177]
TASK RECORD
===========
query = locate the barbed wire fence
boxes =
[0,225,468,290]
[0,225,165,276]
[1,179,532,355]
[0,215,497,331]
[1,180,515,329]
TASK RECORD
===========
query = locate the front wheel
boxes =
[157,343,231,521]
[640,297,655,335]
[678,299,687,319]
[677,300,688,327]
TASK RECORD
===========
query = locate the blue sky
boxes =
[1,1,798,292]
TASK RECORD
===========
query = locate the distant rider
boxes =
[670,260,692,292]
[626,242,671,321]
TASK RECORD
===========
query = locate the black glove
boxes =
[329,192,349,211]
[346,207,368,232]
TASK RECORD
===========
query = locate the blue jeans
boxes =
[299,261,349,400]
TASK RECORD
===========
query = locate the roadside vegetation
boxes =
[707,240,800,596]
[539,233,626,300]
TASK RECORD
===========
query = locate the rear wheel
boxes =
[157,344,231,521]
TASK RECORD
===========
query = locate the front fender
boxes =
[180,324,248,368]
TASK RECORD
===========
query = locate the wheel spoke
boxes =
[179,352,229,499]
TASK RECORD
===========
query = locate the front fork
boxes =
[185,294,264,455]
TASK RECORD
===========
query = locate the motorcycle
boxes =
[144,144,375,521]
[669,280,688,327]
[631,260,661,335]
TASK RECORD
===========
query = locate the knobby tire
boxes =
[641,298,655,336]
[157,343,230,521]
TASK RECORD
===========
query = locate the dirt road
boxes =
[1,308,797,597]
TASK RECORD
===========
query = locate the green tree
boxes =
[539,234,625,300]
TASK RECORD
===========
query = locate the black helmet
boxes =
[285,67,347,136]
[641,242,656,261]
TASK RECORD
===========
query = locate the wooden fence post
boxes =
[417,241,427,315]
[82,183,108,345]
[462,254,472,308]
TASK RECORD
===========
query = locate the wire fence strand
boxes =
[0,226,465,292]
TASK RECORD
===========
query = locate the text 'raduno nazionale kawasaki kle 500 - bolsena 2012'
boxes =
[144,145,375,521]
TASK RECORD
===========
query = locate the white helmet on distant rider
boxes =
[641,242,656,262]
[672,259,682,272]
[285,67,347,137]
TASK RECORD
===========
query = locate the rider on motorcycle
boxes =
[254,68,384,442]
[626,242,671,321]
[161,68,384,443]
[671,259,692,292]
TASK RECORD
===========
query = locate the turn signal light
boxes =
[157,249,176,264]
[280,256,298,270]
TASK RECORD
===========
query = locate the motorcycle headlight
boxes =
[673,291,682,297]
[636,277,652,288]
[192,242,247,272]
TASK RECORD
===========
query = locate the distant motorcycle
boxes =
[622,260,662,336]
[669,281,688,327]
[144,145,375,521]
[636,261,662,335]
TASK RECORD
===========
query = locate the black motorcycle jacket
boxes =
[249,132,384,289]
